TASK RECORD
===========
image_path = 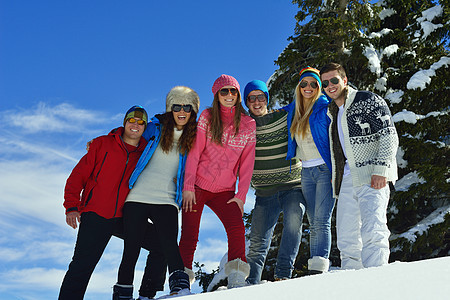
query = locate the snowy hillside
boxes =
[179,257,450,300]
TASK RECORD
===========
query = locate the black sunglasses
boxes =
[172,104,193,113]
[299,81,319,89]
[322,77,340,88]
[247,94,266,103]
[219,88,238,96]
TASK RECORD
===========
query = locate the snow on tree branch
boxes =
[406,56,450,90]
[391,205,450,243]
[392,109,449,124]
[415,5,444,40]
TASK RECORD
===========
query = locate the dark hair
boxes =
[320,63,347,79]
[208,93,247,145]
[159,111,197,155]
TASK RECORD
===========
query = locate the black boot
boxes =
[168,270,190,295]
[112,284,133,300]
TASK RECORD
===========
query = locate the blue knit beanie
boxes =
[243,80,269,109]
[299,66,322,89]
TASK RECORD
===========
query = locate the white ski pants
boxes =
[336,174,390,270]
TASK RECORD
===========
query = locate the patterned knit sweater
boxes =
[252,110,302,197]
[327,87,399,198]
[184,106,256,202]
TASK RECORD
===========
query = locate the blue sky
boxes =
[0,1,298,299]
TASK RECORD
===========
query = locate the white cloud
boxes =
[0,102,115,134]
[0,159,69,226]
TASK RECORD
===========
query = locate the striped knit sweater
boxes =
[252,110,302,197]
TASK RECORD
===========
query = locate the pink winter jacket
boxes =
[183,106,256,202]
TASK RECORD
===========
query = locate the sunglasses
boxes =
[172,104,193,113]
[322,77,340,88]
[219,88,238,96]
[128,118,146,125]
[299,81,319,89]
[247,94,266,103]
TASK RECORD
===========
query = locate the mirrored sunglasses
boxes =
[322,77,340,88]
[299,81,319,89]
[247,94,266,103]
[219,88,238,96]
[172,104,193,113]
[128,118,146,125]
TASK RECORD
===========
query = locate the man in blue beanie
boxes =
[243,80,306,284]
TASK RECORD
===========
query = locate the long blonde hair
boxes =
[290,81,321,139]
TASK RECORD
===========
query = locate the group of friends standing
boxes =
[59,62,399,300]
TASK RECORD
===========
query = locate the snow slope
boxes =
[175,256,450,300]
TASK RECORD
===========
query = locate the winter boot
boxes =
[112,284,133,300]
[184,267,196,286]
[224,258,250,289]
[307,256,330,275]
[167,270,191,297]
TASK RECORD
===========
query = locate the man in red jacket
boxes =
[59,105,149,300]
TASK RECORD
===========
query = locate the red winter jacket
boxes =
[63,127,147,219]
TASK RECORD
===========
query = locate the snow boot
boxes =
[224,258,250,289]
[166,270,191,297]
[307,256,330,275]
[112,284,133,300]
[185,267,196,286]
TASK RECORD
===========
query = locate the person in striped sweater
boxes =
[244,80,306,284]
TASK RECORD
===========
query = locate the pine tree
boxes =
[266,0,450,274]
[269,0,379,107]
[367,0,450,261]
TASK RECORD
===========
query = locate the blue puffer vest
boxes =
[285,95,332,171]
[129,116,187,208]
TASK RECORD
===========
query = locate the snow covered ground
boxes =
[171,256,450,300]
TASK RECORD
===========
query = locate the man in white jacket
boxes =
[320,63,398,270]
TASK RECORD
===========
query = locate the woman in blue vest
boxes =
[114,86,199,300]
[285,67,335,275]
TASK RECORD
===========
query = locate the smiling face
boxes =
[321,70,347,106]
[218,85,238,108]
[247,90,268,117]
[172,107,191,130]
[123,117,145,145]
[299,76,319,100]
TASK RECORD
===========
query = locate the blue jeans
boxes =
[301,164,335,259]
[246,188,306,284]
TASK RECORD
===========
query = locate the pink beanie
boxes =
[212,74,241,96]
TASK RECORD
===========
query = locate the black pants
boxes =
[117,202,184,285]
[58,212,166,300]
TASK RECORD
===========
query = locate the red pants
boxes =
[179,187,246,269]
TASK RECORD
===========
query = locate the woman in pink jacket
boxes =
[179,74,256,289]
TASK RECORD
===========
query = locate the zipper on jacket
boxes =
[96,152,108,181]
[114,137,136,217]
[84,189,93,207]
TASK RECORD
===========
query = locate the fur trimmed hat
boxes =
[243,80,269,109]
[166,86,200,113]
[211,74,241,96]
[123,105,148,127]
[299,66,322,88]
